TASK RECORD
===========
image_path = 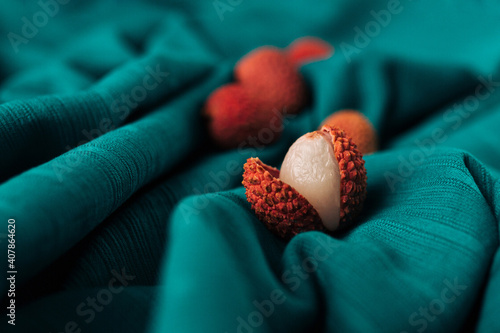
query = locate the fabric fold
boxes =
[0,66,227,294]
[1,1,500,332]
[149,149,498,333]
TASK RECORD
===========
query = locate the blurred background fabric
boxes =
[1,0,500,332]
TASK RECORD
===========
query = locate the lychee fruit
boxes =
[320,110,378,154]
[242,125,367,240]
[286,37,334,66]
[204,83,283,149]
[234,46,308,115]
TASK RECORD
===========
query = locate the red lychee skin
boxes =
[242,157,326,240]
[234,46,308,115]
[204,83,283,149]
[320,109,378,154]
[242,125,367,240]
[321,125,367,225]
[286,37,334,66]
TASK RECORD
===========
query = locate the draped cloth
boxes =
[0,1,499,332]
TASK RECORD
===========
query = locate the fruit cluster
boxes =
[203,37,333,149]
[202,36,380,240]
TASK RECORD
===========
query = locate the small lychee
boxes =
[286,37,334,66]
[320,110,378,154]
[242,125,367,239]
[204,83,282,148]
[234,46,308,115]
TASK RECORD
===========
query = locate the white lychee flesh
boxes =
[280,131,340,231]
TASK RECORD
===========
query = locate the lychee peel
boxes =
[321,125,367,225]
[242,157,326,240]
[234,46,308,115]
[242,125,367,240]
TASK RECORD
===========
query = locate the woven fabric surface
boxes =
[1,1,499,332]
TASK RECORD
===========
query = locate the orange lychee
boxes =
[321,110,378,154]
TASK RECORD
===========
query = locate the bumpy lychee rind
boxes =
[242,157,326,240]
[235,46,308,115]
[204,83,282,149]
[321,125,367,228]
[320,110,378,154]
[286,37,334,66]
[242,126,367,239]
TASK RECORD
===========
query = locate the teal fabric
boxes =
[1,0,500,332]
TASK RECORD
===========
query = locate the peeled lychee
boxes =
[242,125,367,239]
[280,130,341,231]
[204,84,282,148]
[321,110,378,154]
[234,46,308,115]
[286,37,334,66]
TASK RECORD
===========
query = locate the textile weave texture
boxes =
[1,1,500,332]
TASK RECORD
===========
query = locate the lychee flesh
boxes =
[320,110,378,154]
[204,83,282,148]
[286,37,334,66]
[280,131,340,231]
[242,125,367,239]
[234,46,308,115]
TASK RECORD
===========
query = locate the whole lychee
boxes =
[234,46,308,115]
[242,125,367,239]
[204,84,283,148]
[286,37,334,66]
[320,110,378,154]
